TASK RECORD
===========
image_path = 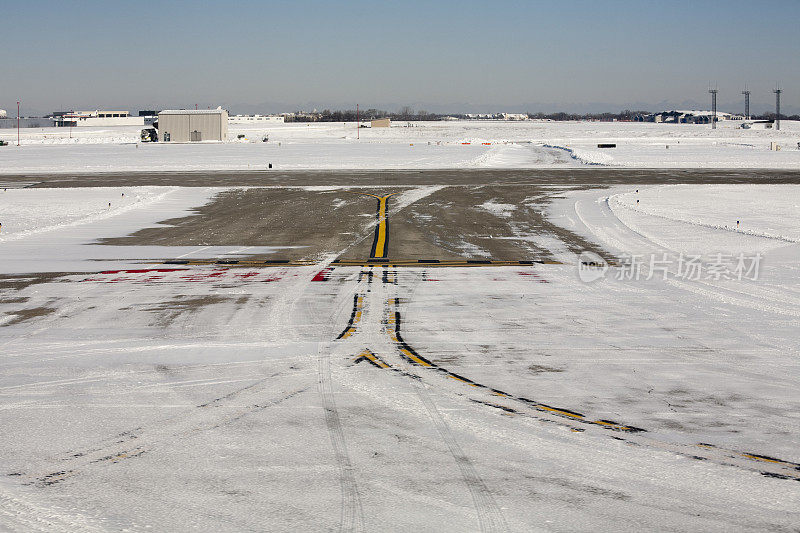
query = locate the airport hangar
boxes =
[157,108,228,142]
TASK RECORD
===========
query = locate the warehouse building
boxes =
[371,118,391,128]
[0,117,53,129]
[53,110,144,127]
[157,108,228,142]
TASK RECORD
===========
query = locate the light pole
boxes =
[17,101,20,146]
[708,88,718,129]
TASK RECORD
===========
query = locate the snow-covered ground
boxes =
[1,182,799,530]
[1,120,799,172]
[546,185,800,462]
[610,184,800,243]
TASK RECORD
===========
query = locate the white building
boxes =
[0,109,6,119]
[501,113,528,121]
[54,110,144,127]
[228,114,284,124]
[157,108,228,142]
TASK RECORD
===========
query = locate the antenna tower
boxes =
[741,88,750,119]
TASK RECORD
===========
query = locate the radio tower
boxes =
[741,87,750,120]
[709,87,718,129]
[773,86,782,130]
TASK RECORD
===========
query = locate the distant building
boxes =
[371,118,391,128]
[462,113,527,121]
[229,114,284,124]
[53,110,144,127]
[0,109,6,119]
[281,111,322,121]
[138,110,159,126]
[157,108,228,142]
[743,120,774,130]
[635,110,744,124]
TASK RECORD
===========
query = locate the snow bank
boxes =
[0,186,275,273]
[0,187,173,242]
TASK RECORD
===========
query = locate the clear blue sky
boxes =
[2,0,798,114]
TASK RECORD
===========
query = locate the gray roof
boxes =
[159,109,227,115]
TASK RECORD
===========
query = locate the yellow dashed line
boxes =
[400,348,432,367]
[742,454,785,465]
[356,350,390,369]
[537,405,584,419]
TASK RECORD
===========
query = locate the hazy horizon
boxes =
[2,0,798,116]
[7,98,797,119]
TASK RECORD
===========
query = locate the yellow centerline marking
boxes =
[374,196,390,258]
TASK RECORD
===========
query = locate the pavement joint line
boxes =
[156,259,563,267]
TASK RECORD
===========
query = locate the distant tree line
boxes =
[284,108,798,122]
[525,109,651,121]
[285,107,441,122]
[751,112,800,121]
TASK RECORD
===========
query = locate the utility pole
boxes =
[708,88,718,129]
[17,101,20,146]
[356,103,359,140]
[773,87,782,130]
[741,88,750,120]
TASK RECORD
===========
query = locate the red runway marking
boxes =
[518,271,549,283]
[82,269,282,284]
[312,267,334,282]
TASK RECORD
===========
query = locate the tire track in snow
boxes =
[0,483,106,532]
[337,268,508,531]
[305,187,447,530]
[317,341,365,532]
[377,269,508,533]
[594,194,800,317]
[405,369,509,532]
[21,369,306,487]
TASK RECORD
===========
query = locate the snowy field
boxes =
[1,120,799,173]
[1,179,799,531]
